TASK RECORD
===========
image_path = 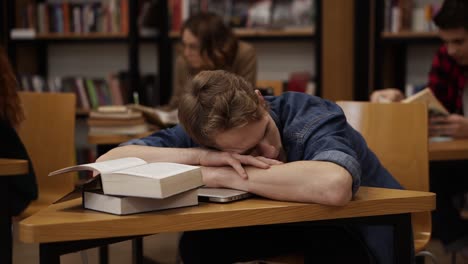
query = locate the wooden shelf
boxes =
[382,31,439,40]
[10,32,129,42]
[76,109,90,117]
[170,27,315,39]
[88,131,154,145]
[37,32,128,39]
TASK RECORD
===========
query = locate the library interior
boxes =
[1,0,468,263]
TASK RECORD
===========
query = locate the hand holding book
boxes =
[429,114,468,139]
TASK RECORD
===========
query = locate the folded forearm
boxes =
[221,161,353,206]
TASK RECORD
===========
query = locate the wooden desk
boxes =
[88,131,155,157]
[20,187,435,264]
[0,158,29,176]
[1,158,29,264]
[429,139,468,161]
[88,132,154,145]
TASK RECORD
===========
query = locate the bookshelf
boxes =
[4,0,320,107]
[353,0,442,100]
[4,0,169,107]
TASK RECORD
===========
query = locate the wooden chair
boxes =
[336,101,435,262]
[263,102,434,263]
[256,80,283,96]
[16,92,77,219]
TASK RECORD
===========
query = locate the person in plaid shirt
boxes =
[372,0,468,257]
[371,0,468,139]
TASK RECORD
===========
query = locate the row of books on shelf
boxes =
[169,0,315,32]
[18,73,160,111]
[14,0,129,38]
[384,0,439,33]
[19,73,130,110]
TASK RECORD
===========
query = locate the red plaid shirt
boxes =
[428,45,467,114]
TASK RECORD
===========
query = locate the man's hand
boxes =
[201,166,240,188]
[198,149,282,179]
[370,88,405,102]
[429,114,468,138]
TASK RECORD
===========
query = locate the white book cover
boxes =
[83,188,199,215]
[49,157,203,199]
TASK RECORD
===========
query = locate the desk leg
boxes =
[0,213,12,264]
[0,177,12,264]
[392,213,412,264]
[132,238,143,264]
[99,245,108,264]
[39,235,147,264]
[40,243,60,264]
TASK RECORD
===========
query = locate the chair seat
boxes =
[414,231,431,253]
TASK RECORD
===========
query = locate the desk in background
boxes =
[1,158,29,264]
[19,187,435,264]
[429,139,468,161]
[0,158,29,175]
[88,131,154,156]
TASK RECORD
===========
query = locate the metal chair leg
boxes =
[416,250,438,264]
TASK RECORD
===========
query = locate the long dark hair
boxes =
[0,47,24,127]
[181,12,239,70]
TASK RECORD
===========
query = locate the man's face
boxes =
[181,29,204,69]
[213,113,285,161]
[439,28,468,66]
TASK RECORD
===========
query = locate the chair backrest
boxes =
[256,80,283,96]
[17,92,77,217]
[336,101,429,192]
[336,101,431,252]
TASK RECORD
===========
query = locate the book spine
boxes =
[86,78,99,109]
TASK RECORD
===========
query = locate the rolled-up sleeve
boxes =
[301,112,362,196]
[312,150,361,196]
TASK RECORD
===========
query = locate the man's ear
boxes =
[255,89,265,105]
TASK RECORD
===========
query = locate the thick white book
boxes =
[49,157,203,199]
[83,188,199,215]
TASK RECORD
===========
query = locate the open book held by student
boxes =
[49,157,203,199]
[402,88,449,116]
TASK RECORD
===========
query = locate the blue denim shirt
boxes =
[124,92,405,263]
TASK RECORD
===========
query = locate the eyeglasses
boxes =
[181,42,200,53]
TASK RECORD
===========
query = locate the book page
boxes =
[114,162,199,179]
[402,88,449,116]
[49,157,147,176]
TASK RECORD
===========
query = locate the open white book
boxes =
[83,188,198,215]
[49,157,203,199]
[402,88,449,116]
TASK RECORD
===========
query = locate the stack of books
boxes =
[49,157,204,215]
[88,105,150,135]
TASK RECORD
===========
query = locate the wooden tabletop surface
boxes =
[87,131,154,145]
[0,158,29,176]
[429,139,468,161]
[19,187,435,244]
